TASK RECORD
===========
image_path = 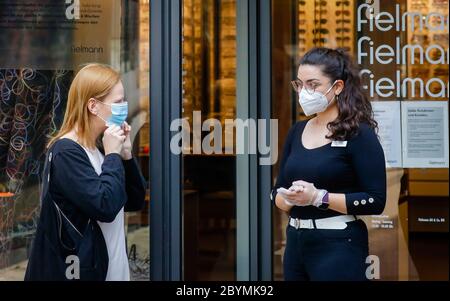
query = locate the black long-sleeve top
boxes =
[272,120,387,219]
[49,138,146,230]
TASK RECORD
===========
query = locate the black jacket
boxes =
[24,138,146,281]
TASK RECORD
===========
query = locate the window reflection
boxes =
[0,0,150,281]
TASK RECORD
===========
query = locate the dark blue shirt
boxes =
[272,120,387,219]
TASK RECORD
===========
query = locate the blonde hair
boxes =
[48,63,121,149]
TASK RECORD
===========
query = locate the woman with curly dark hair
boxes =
[271,47,387,281]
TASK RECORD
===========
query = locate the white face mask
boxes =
[298,81,337,116]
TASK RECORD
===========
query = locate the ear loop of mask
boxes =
[323,80,338,106]
[92,99,110,126]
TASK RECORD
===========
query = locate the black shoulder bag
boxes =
[24,145,108,281]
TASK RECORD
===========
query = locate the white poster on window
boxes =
[401,101,449,168]
[372,101,402,168]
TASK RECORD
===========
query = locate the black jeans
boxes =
[283,219,369,281]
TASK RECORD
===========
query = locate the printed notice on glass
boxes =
[0,0,119,70]
[401,101,449,168]
[372,101,402,168]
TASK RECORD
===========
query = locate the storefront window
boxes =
[272,0,448,281]
[182,0,237,280]
[0,0,150,280]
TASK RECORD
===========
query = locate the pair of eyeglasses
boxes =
[291,79,320,94]
[432,0,448,6]
[313,28,329,34]
[336,28,351,33]
[430,15,449,26]
[411,68,429,77]
[434,68,448,76]
[411,3,428,8]
[314,19,327,24]
[337,0,350,6]
[313,38,327,43]
[336,11,351,16]
[433,34,449,43]
[411,35,429,43]
[337,19,351,24]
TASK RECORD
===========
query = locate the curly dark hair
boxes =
[299,47,378,141]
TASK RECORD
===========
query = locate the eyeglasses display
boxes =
[297,0,355,52]
[335,0,354,50]
[407,0,448,100]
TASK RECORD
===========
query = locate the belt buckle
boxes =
[294,219,300,229]
[300,219,314,229]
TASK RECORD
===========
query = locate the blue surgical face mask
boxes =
[95,100,128,126]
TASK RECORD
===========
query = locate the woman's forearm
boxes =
[276,189,349,215]
[328,193,348,214]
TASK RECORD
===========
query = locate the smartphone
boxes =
[277,187,292,194]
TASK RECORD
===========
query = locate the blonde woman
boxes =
[25,64,146,281]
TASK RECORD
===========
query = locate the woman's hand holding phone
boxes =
[277,180,317,206]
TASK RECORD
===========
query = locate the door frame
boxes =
[150,0,273,281]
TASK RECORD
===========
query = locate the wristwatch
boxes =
[318,191,330,210]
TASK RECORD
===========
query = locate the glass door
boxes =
[182,0,237,281]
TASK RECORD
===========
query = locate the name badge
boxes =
[331,141,348,147]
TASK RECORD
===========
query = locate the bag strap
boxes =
[41,144,91,246]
